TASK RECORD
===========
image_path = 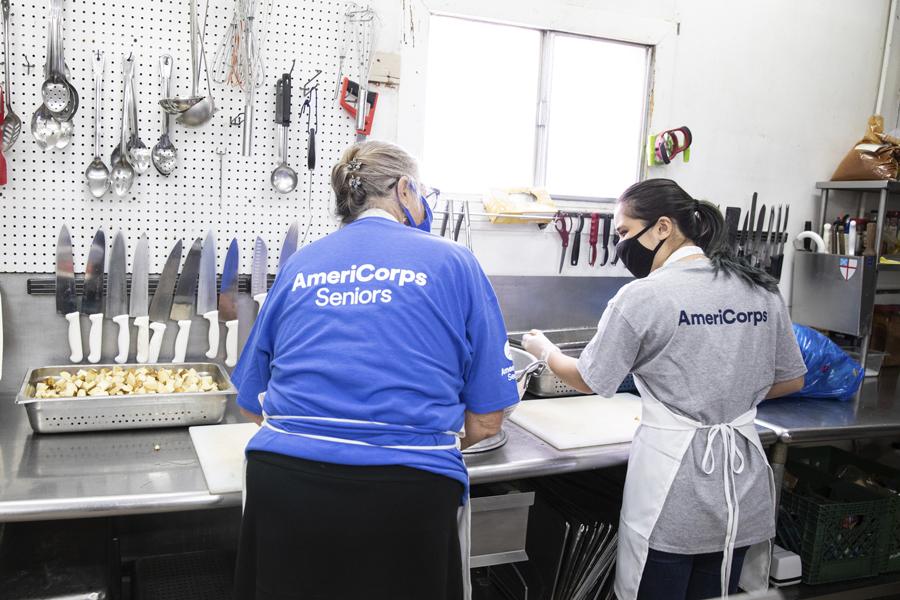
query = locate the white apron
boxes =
[614,246,775,600]
[244,394,474,599]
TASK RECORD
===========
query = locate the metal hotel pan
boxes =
[509,329,594,398]
[16,362,236,434]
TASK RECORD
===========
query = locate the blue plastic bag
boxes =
[788,324,864,399]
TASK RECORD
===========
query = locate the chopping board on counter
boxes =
[509,394,642,450]
[189,423,259,494]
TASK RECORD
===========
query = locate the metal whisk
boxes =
[212,0,271,90]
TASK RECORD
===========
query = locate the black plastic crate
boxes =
[791,445,900,573]
[778,460,892,585]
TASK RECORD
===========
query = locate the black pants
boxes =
[636,546,749,600]
[234,451,464,600]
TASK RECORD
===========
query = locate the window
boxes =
[422,16,651,200]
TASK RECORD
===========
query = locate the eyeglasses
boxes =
[424,186,441,205]
[388,178,441,206]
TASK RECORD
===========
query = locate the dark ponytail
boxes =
[618,179,780,293]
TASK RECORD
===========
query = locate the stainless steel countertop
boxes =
[0,395,645,523]
[756,371,900,444]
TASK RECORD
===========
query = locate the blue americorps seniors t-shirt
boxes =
[232,214,519,495]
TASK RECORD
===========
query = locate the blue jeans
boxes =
[636,546,749,600]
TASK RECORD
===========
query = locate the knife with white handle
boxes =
[225,321,239,367]
[171,238,202,363]
[56,225,83,363]
[220,238,240,367]
[107,231,130,363]
[197,230,219,359]
[82,230,107,364]
[130,234,150,363]
[148,240,183,363]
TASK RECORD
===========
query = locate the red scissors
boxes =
[555,212,573,274]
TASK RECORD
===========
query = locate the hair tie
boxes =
[694,200,700,212]
[347,159,362,172]
[349,176,362,190]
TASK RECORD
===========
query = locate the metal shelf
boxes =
[816,180,900,191]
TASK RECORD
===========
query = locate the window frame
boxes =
[534,29,653,202]
[421,15,654,202]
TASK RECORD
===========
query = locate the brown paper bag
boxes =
[832,115,900,181]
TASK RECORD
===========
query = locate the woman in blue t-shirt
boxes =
[232,141,520,600]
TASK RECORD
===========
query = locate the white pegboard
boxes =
[0,0,366,274]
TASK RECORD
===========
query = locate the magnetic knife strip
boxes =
[26,274,271,296]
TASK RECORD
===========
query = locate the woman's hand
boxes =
[522,330,561,362]
[241,408,264,426]
[522,329,594,395]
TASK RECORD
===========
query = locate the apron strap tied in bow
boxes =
[700,423,747,597]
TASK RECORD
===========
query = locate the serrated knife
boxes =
[251,236,268,309]
[171,237,202,363]
[56,225,82,363]
[220,238,240,367]
[130,234,150,363]
[198,230,219,359]
[82,230,106,364]
[107,231,130,364]
[148,240,182,363]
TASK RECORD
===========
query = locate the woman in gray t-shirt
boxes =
[524,179,806,600]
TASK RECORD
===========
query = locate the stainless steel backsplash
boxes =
[0,274,629,396]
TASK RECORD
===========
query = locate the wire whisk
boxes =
[212,0,272,90]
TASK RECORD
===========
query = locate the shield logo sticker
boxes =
[839,257,858,281]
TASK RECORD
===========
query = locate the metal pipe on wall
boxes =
[876,0,898,114]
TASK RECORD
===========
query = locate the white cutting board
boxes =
[189,423,260,494]
[509,394,642,450]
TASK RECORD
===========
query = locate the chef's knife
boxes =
[769,206,783,274]
[279,221,298,272]
[746,193,757,260]
[107,231,130,364]
[738,213,749,257]
[220,238,240,368]
[724,207,740,254]
[773,205,790,280]
[251,236,269,309]
[82,230,107,364]
[130,234,150,363]
[779,205,790,256]
[171,238,202,363]
[600,214,611,266]
[198,230,219,359]
[148,240,183,363]
[761,208,775,270]
[753,203,766,267]
[56,225,82,363]
[774,206,783,250]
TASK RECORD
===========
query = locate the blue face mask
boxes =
[398,181,433,233]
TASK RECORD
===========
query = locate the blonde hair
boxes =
[331,141,420,224]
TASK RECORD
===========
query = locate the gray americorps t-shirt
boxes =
[577,258,807,554]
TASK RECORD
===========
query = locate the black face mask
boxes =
[615,222,665,279]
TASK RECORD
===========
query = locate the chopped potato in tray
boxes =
[33,367,220,399]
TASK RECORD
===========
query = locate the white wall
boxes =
[364,0,890,296]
